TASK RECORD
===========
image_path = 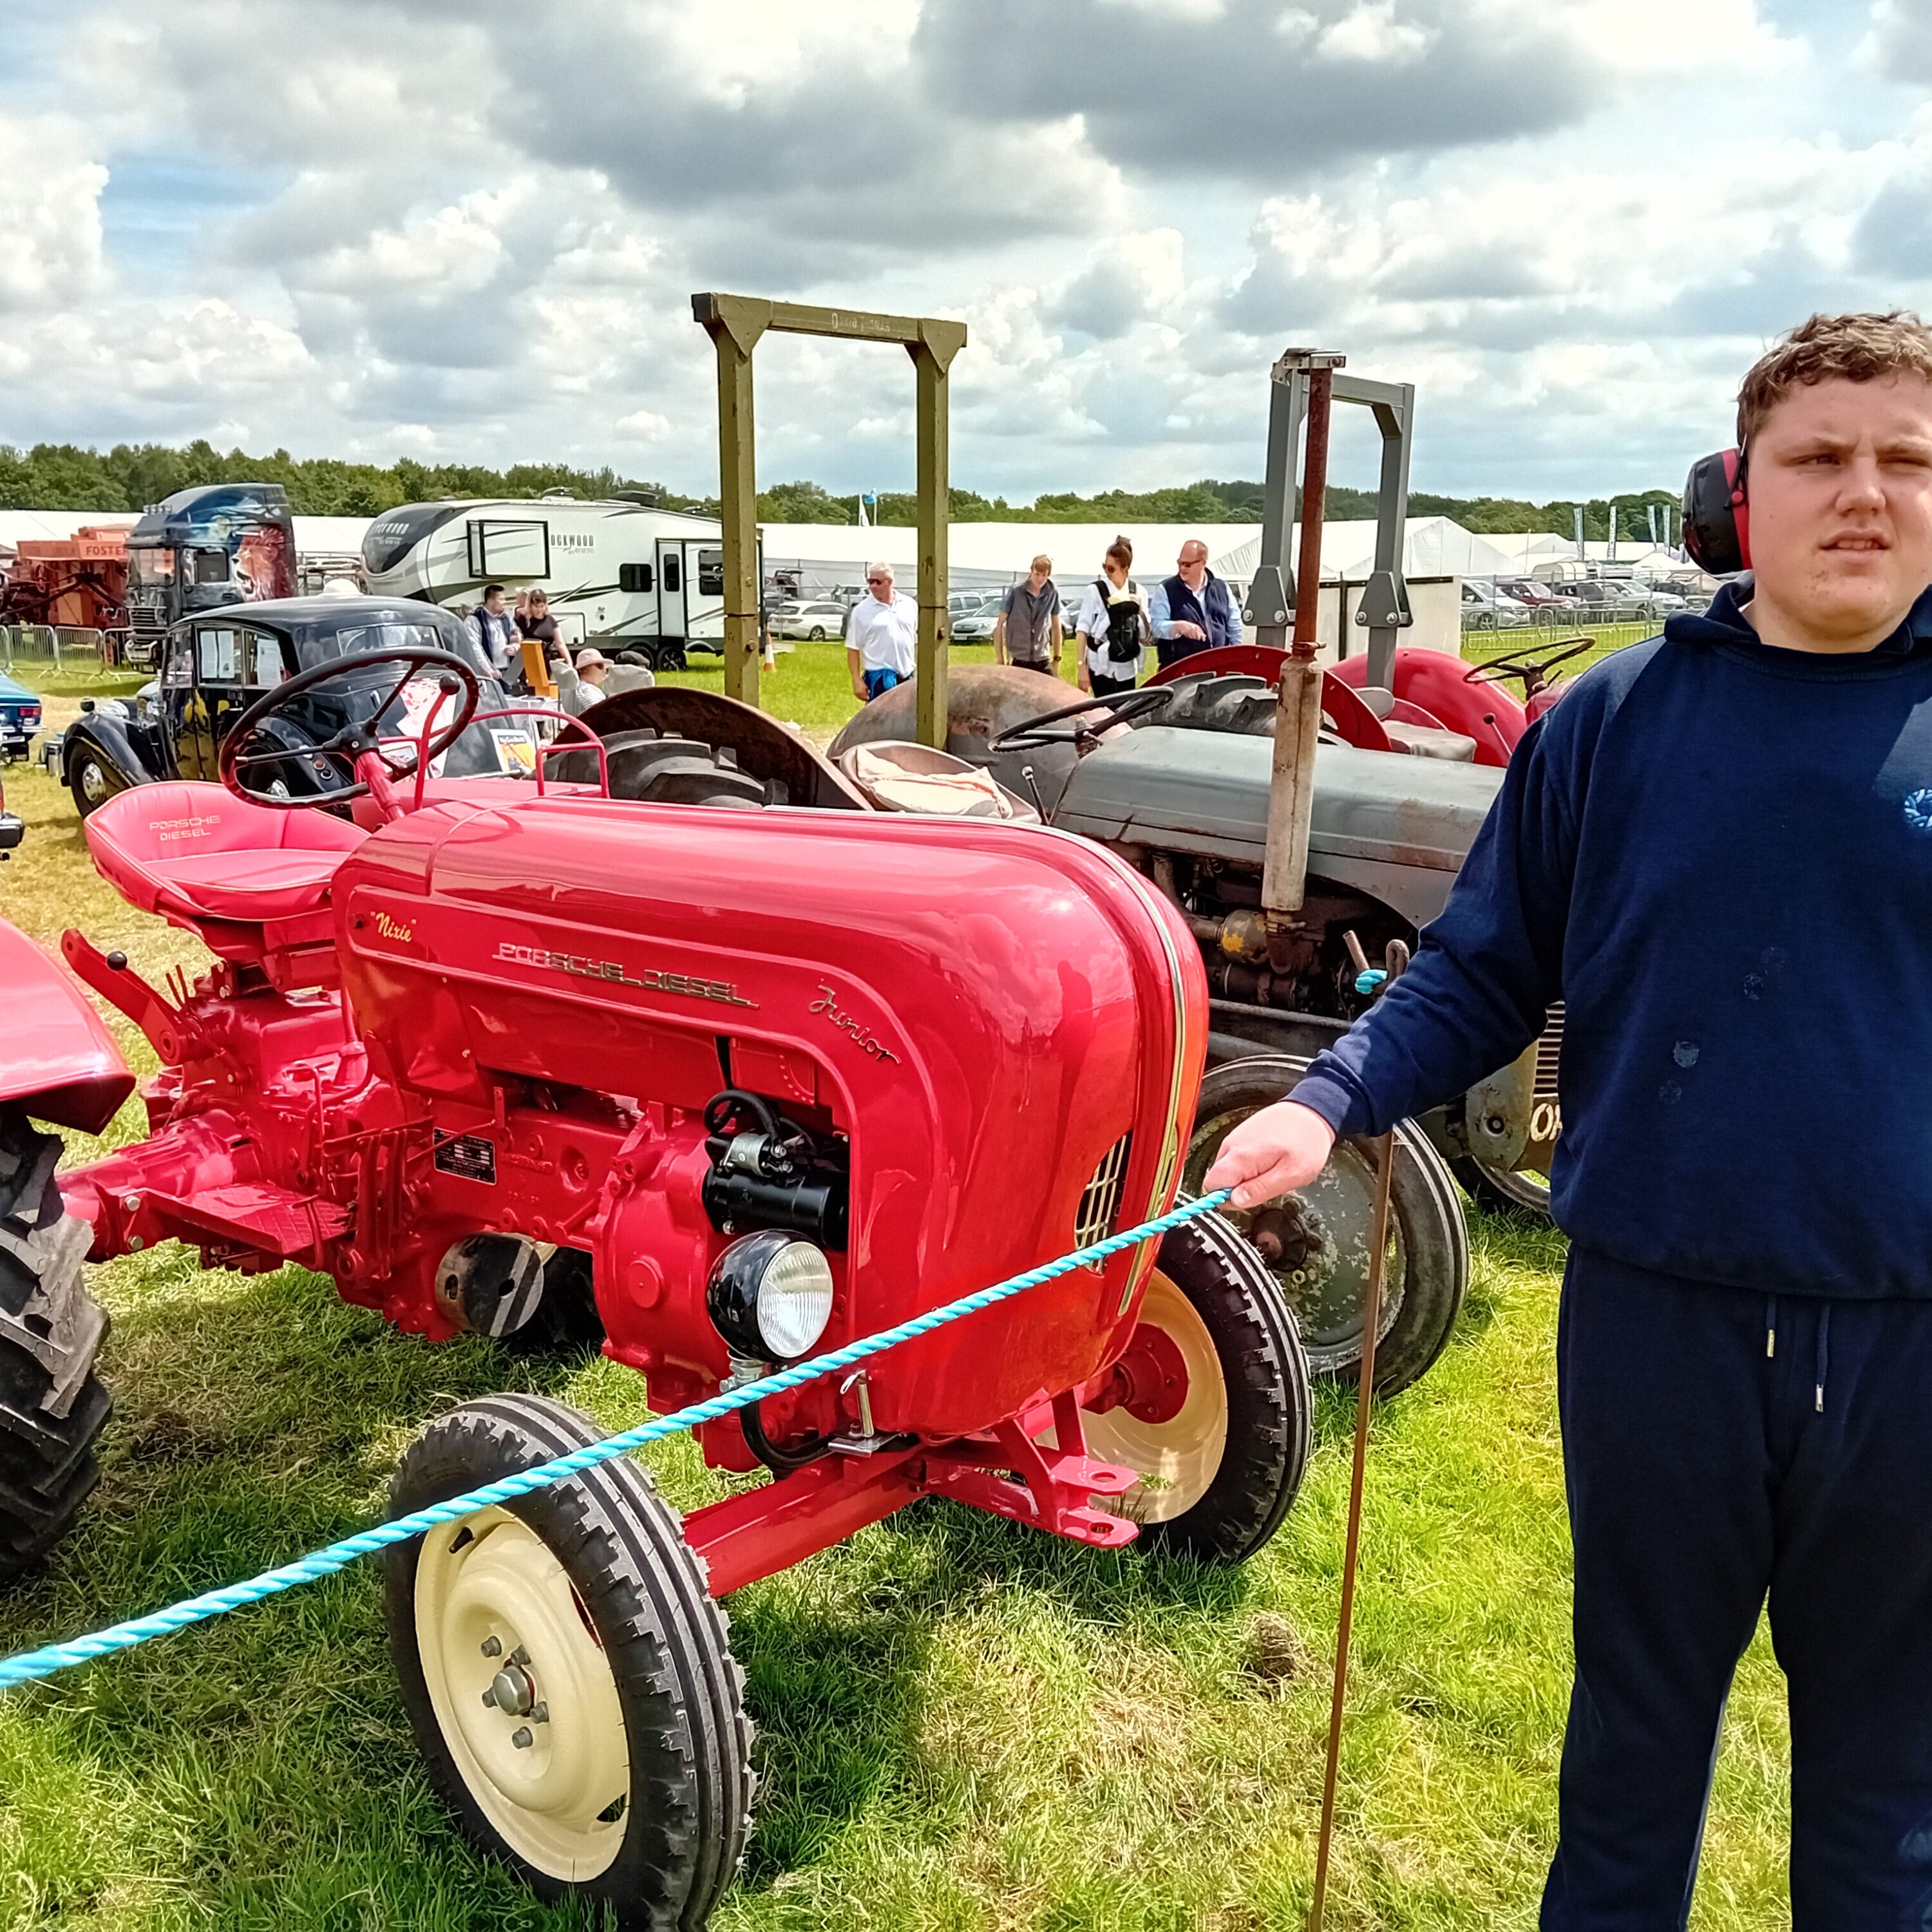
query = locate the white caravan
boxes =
[361,496,756,670]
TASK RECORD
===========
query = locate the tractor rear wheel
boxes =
[0,1114,112,1586]
[1182,1056,1468,1396]
[1450,1155,1553,1220]
[1079,1209,1312,1564]
[384,1394,753,1930]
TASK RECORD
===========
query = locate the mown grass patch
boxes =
[0,670,1797,1929]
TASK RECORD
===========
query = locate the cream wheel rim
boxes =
[413,1504,632,1879]
[1081,1270,1228,1524]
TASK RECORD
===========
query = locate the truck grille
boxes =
[1075,1135,1133,1248]
[1535,1005,1564,1099]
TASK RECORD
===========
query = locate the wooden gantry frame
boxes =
[692,294,968,749]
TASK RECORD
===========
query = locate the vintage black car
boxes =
[59,596,529,818]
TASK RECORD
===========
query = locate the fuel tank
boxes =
[332,796,1206,1439]
[1051,727,1505,928]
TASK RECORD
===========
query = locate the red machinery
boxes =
[1148,639,1589,765]
[0,647,1311,1926]
[0,524,132,638]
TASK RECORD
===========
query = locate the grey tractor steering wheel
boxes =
[219,645,481,809]
[985,684,1173,752]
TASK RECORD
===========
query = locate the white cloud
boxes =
[0,0,1915,505]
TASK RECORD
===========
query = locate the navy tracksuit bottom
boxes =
[1544,1249,1932,1928]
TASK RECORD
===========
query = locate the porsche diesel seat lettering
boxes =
[493,939,756,1008]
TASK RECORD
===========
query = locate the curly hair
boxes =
[1737,310,1932,444]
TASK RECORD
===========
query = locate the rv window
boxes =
[191,549,230,586]
[196,627,240,683]
[696,549,724,597]
[620,563,654,593]
[661,553,681,594]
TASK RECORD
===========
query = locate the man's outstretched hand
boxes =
[1202,1100,1337,1209]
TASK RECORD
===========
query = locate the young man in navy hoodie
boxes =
[1206,311,1932,1926]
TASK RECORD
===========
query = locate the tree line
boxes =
[0,439,1678,544]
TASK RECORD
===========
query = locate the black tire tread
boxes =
[1130,1209,1313,1565]
[0,1115,111,1587]
[384,1394,752,1930]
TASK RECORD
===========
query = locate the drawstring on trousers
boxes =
[1765,1294,1829,1413]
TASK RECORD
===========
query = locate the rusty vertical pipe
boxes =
[1292,365,1333,657]
[1262,359,1338,913]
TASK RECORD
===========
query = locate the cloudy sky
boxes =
[3,0,1928,502]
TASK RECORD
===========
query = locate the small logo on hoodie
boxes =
[1905,788,1932,834]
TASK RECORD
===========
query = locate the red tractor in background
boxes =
[0,643,1312,1927]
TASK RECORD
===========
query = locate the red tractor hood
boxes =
[331,795,1206,1436]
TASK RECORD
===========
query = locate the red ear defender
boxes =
[1682,447,1750,574]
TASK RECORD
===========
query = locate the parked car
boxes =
[56,595,523,819]
[0,670,44,761]
[952,609,1001,643]
[770,600,850,641]
[1493,578,1573,622]
[1460,580,1532,630]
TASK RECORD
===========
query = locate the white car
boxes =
[1461,580,1532,630]
[770,600,849,641]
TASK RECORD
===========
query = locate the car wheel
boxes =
[808,625,826,641]
[385,1394,753,1929]
[67,752,117,819]
[1079,1209,1312,1564]
[1474,612,1495,630]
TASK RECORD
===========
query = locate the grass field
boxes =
[0,634,1797,1930]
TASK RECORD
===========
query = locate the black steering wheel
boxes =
[1463,634,1597,695]
[219,645,481,808]
[985,685,1173,752]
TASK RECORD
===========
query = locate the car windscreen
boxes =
[301,620,489,679]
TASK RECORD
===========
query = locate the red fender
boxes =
[1144,645,1393,753]
[0,921,135,1133]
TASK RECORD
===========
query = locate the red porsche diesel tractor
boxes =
[0,645,1312,1926]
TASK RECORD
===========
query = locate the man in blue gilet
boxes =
[1150,538,1241,668]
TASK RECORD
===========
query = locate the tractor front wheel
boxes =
[1079,1209,1312,1564]
[384,1394,753,1930]
[1183,1055,1468,1396]
[0,1115,113,1586]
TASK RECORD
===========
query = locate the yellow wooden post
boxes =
[693,295,770,709]
[910,320,966,750]
[692,294,967,737]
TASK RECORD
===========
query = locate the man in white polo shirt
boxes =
[846,562,918,703]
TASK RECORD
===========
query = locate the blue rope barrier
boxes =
[0,1189,1231,1691]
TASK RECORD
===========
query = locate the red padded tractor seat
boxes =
[85,782,367,926]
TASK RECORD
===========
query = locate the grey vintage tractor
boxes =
[828,357,1569,1395]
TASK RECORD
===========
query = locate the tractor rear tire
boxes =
[1079,1209,1312,1565]
[1450,1155,1553,1221]
[384,1394,753,1931]
[1182,1055,1468,1396]
[0,1115,111,1586]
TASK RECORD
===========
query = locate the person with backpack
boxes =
[1074,536,1150,695]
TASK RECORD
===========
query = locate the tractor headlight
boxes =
[706,1231,835,1362]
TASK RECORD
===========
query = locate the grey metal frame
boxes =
[1244,360,1416,692]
